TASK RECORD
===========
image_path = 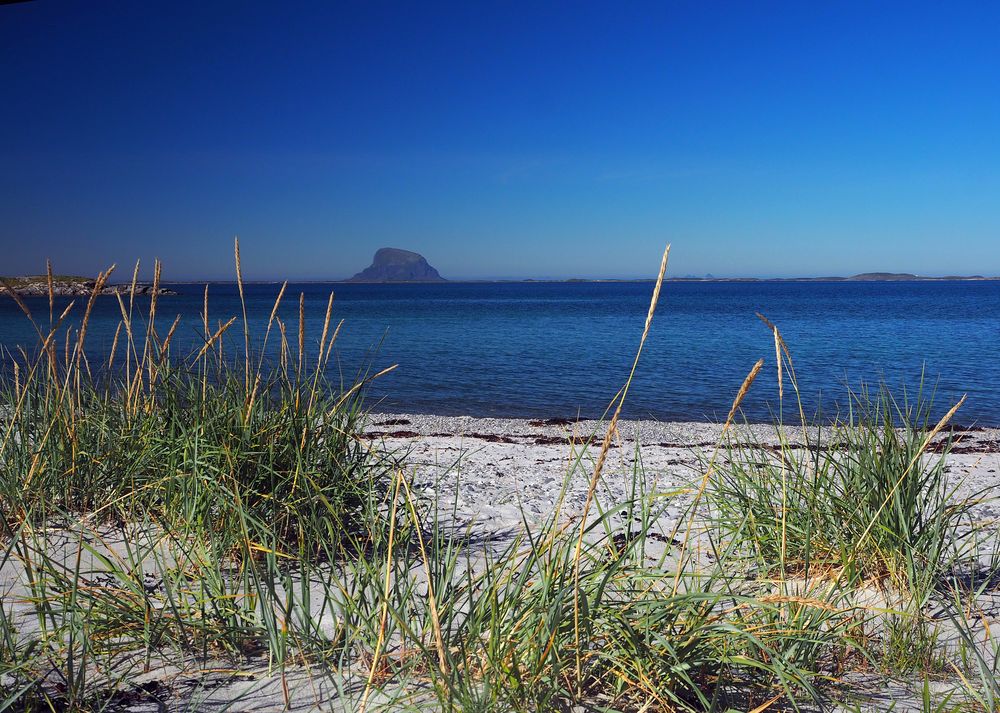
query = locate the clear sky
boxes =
[1,1,998,280]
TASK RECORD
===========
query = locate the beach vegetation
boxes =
[0,243,996,711]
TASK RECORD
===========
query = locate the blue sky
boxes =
[1,1,998,280]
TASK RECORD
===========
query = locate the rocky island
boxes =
[346,248,446,282]
[1,275,176,296]
[669,272,996,283]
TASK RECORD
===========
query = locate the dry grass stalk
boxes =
[316,292,335,368]
[46,258,54,325]
[1,279,42,342]
[234,237,250,389]
[128,259,140,318]
[304,292,337,419]
[399,472,449,678]
[671,357,764,594]
[114,292,136,386]
[571,243,670,692]
[724,358,764,428]
[142,260,162,396]
[202,284,210,339]
[321,320,344,371]
[756,312,809,436]
[328,364,398,417]
[108,322,122,372]
[298,292,305,379]
[158,314,182,362]
[74,265,114,380]
[277,318,289,373]
[195,317,238,362]
[359,470,403,713]
[245,281,289,420]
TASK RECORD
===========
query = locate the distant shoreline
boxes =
[153,274,1000,285]
[7,275,999,291]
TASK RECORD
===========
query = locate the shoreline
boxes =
[19,275,991,285]
[363,410,1000,440]
[155,276,1000,284]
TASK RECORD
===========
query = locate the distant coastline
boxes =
[1,275,176,296]
[664,272,1000,283]
[7,273,997,291]
[156,273,1000,285]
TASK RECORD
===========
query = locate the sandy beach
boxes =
[362,413,1000,536]
[5,414,995,711]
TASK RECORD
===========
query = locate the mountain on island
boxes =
[347,248,446,282]
[848,272,923,281]
[846,272,983,281]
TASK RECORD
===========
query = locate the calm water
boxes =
[2,281,999,424]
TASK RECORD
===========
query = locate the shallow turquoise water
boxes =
[2,280,998,424]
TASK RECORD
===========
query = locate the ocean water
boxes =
[2,280,999,425]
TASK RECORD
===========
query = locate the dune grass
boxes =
[0,243,997,711]
[705,379,982,599]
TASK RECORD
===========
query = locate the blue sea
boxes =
[2,280,999,425]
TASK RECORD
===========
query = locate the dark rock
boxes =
[469,432,519,444]
[360,430,421,439]
[527,417,580,427]
[348,248,445,282]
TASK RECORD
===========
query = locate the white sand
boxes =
[3,414,999,711]
[363,413,1000,536]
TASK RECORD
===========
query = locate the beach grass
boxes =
[704,376,984,612]
[0,243,997,711]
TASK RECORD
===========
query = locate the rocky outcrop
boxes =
[2,276,176,297]
[347,248,446,282]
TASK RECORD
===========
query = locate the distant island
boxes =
[346,248,446,282]
[1,275,176,296]
[667,272,997,283]
[338,251,995,284]
[5,266,997,291]
[459,273,998,283]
